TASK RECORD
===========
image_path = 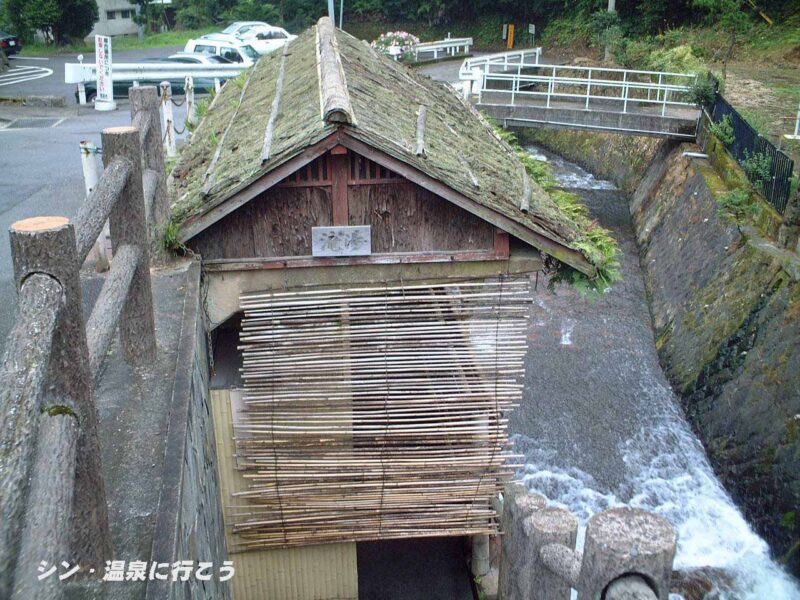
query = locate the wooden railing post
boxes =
[101,126,157,363]
[8,216,113,572]
[129,86,170,240]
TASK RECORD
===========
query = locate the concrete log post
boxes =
[529,507,579,600]
[8,216,113,571]
[472,534,491,578]
[101,126,157,364]
[0,273,63,598]
[11,412,79,600]
[130,85,170,257]
[778,190,800,251]
[576,508,677,600]
[498,483,546,599]
[605,575,658,600]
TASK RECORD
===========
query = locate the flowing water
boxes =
[511,146,800,599]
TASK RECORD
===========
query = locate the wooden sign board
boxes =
[312,226,371,257]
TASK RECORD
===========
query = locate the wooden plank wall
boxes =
[188,151,496,260]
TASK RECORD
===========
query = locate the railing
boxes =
[493,483,676,600]
[710,94,795,214]
[64,61,247,105]
[459,47,542,79]
[411,36,473,61]
[0,86,166,600]
[470,64,696,118]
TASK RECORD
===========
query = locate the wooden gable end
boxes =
[188,146,508,262]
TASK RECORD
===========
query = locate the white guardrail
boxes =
[459,48,542,79]
[461,61,697,117]
[411,37,473,61]
[65,61,249,105]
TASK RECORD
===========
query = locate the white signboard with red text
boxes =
[95,35,115,111]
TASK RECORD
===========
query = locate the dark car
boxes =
[75,53,234,103]
[0,31,22,56]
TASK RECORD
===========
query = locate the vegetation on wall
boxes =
[493,126,621,295]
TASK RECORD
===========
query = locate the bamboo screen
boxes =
[232,279,529,550]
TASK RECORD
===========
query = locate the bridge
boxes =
[459,51,700,139]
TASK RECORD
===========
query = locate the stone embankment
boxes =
[520,127,800,576]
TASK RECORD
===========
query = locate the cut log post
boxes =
[101,126,157,364]
[130,85,169,245]
[529,507,578,600]
[576,508,676,600]
[0,273,63,599]
[8,216,113,571]
[472,534,491,578]
[497,482,546,599]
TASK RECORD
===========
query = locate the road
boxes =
[0,47,190,343]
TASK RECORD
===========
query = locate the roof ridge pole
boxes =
[316,17,355,125]
[261,43,290,163]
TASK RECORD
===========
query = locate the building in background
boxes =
[89,0,174,38]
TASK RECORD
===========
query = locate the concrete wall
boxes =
[522,126,800,576]
[146,260,231,600]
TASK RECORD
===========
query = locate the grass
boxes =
[21,26,217,56]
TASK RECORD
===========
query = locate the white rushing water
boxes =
[514,147,800,599]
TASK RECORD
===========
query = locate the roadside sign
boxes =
[95,35,116,111]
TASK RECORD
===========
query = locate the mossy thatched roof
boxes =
[168,17,595,274]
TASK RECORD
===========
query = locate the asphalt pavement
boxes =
[0,46,190,344]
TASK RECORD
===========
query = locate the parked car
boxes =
[0,31,21,56]
[239,25,296,56]
[74,53,234,103]
[184,36,260,65]
[221,21,270,37]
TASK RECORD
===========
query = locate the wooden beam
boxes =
[316,18,354,125]
[337,132,595,276]
[519,168,531,213]
[180,132,342,242]
[202,250,509,272]
[494,229,510,257]
[261,42,290,163]
[201,72,253,197]
[415,105,427,157]
[331,149,349,225]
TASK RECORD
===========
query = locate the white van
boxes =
[184,37,260,65]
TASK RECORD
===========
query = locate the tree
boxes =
[3,0,96,44]
[693,0,749,80]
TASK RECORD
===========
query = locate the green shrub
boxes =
[741,149,773,191]
[709,114,735,145]
[688,71,717,107]
[718,187,758,220]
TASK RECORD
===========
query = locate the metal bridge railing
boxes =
[0,86,166,600]
[459,47,542,79]
[468,64,696,118]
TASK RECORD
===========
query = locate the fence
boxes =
[0,85,167,600]
[487,483,677,600]
[459,47,542,79]
[710,94,795,214]
[469,64,696,118]
[411,36,473,61]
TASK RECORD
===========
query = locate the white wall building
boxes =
[89,0,173,38]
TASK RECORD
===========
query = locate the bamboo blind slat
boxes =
[234,278,529,550]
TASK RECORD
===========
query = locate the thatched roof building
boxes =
[168,17,595,275]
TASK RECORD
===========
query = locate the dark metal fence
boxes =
[710,94,795,214]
